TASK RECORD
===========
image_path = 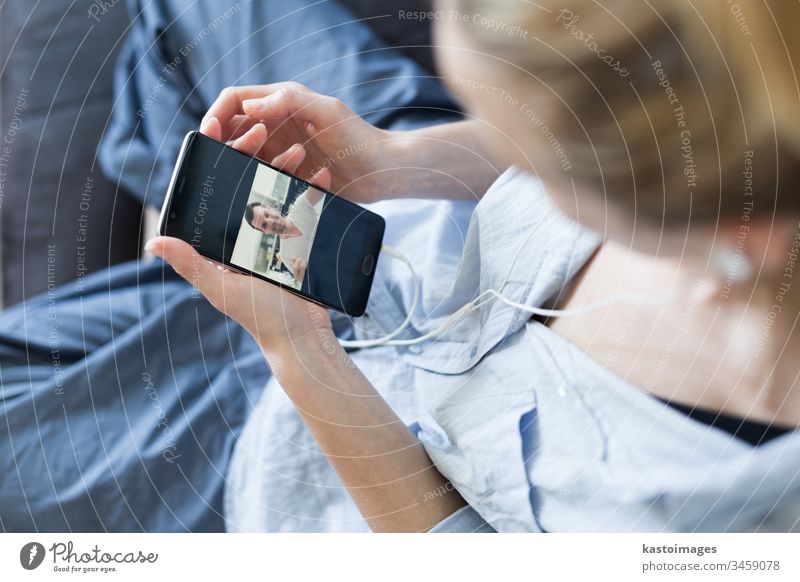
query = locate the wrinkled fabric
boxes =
[0,260,267,531]
[0,0,462,532]
[228,168,800,533]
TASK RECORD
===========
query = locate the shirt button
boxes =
[408,344,422,355]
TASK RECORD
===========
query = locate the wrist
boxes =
[260,326,353,402]
[259,322,343,370]
[374,129,418,201]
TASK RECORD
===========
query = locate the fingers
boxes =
[204,83,317,140]
[270,144,306,174]
[308,166,331,191]
[145,236,224,292]
[200,116,222,140]
[203,85,278,134]
[223,115,261,141]
[241,87,340,128]
[300,167,331,205]
[230,123,268,157]
[201,116,268,158]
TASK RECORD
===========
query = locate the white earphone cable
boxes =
[339,245,420,349]
[339,240,673,349]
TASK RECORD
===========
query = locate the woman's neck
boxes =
[548,241,800,427]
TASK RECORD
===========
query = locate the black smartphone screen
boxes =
[160,131,385,316]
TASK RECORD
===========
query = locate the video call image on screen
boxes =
[230,164,323,290]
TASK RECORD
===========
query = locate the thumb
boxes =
[145,236,223,290]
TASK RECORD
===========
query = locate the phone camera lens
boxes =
[169,212,177,219]
[361,255,375,276]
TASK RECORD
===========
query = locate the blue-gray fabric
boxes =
[0,0,461,532]
[0,260,265,531]
[429,506,496,533]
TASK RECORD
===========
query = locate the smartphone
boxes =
[158,131,385,316]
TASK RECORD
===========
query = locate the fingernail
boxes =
[144,239,158,253]
[242,99,261,113]
[310,167,327,182]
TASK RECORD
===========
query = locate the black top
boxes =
[660,399,795,446]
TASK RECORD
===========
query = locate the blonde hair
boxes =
[456,0,800,224]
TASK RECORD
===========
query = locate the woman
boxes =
[148,0,800,532]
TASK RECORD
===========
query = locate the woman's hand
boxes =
[203,82,504,203]
[202,82,392,203]
[146,119,332,352]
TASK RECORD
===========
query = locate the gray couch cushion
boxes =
[0,0,142,305]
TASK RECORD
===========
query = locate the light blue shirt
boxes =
[225,168,800,533]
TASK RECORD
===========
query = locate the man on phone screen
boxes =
[244,186,322,283]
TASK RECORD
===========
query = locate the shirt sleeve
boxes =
[428,505,497,533]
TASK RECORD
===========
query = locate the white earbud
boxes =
[711,243,753,284]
